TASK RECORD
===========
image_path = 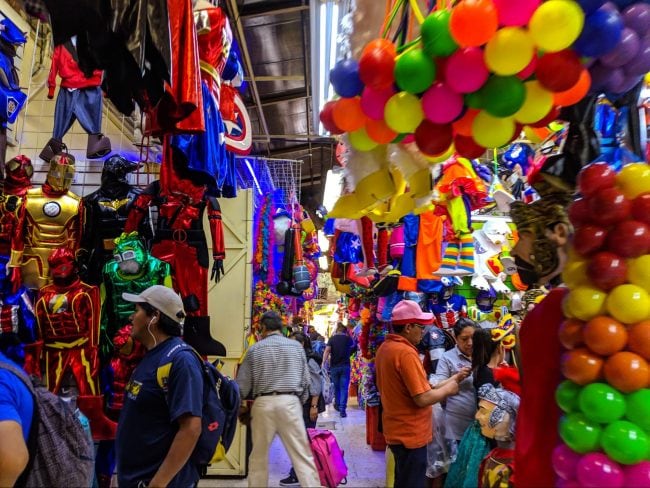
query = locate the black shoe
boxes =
[279,473,299,486]
[333,403,339,412]
[340,411,347,418]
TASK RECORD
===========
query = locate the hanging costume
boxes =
[0,156,32,257]
[472,220,512,294]
[429,278,468,330]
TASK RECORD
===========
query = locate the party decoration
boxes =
[536,50,583,92]
[578,162,616,197]
[576,453,625,487]
[559,413,602,453]
[605,284,650,324]
[600,27,640,68]
[384,91,424,133]
[414,120,453,156]
[587,252,628,291]
[445,47,490,93]
[559,318,586,350]
[627,321,650,360]
[556,380,583,412]
[449,0,499,47]
[616,163,650,199]
[514,80,554,124]
[452,109,479,136]
[554,69,591,107]
[606,221,650,258]
[552,443,583,480]
[332,97,367,132]
[330,58,364,98]
[394,49,436,94]
[565,286,607,321]
[365,119,397,144]
[422,82,464,124]
[359,39,397,89]
[472,112,516,148]
[574,6,624,58]
[603,351,649,393]
[320,101,344,134]
[348,127,379,152]
[421,10,458,57]
[528,0,585,52]
[601,420,649,464]
[484,27,535,75]
[578,382,626,423]
[479,76,526,117]
[582,315,628,355]
[493,0,540,26]
[623,462,650,487]
[561,347,604,385]
[360,86,396,120]
[625,389,650,432]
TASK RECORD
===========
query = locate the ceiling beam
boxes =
[241,3,309,19]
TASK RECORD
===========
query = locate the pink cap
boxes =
[390,300,434,326]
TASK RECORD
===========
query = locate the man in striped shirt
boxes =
[236,311,321,487]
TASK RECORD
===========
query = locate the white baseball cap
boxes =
[122,285,185,324]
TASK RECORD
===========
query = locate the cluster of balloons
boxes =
[554,162,650,487]
[577,1,650,95]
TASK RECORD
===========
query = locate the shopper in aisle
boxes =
[322,322,354,417]
[376,300,469,488]
[280,332,324,486]
[472,328,503,392]
[116,286,203,488]
[236,311,321,488]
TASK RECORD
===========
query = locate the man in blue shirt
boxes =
[0,351,33,486]
[117,286,203,488]
[323,323,354,417]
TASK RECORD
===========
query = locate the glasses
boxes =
[114,250,137,263]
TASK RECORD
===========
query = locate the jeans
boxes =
[390,444,427,488]
[330,365,350,413]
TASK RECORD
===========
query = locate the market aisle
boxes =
[200,398,387,487]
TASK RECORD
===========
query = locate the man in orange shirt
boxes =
[376,300,469,488]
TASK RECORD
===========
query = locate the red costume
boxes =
[0,155,32,256]
[47,43,102,97]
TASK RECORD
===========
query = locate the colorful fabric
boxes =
[415,212,443,280]
[444,421,491,488]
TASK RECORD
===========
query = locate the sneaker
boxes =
[279,474,299,486]
[340,411,347,418]
[333,403,339,412]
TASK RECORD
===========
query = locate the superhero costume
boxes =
[430,295,468,330]
[0,156,32,257]
[35,247,117,441]
[9,153,84,290]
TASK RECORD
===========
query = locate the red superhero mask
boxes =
[4,155,33,196]
[48,247,78,284]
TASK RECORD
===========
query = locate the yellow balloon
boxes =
[562,295,575,319]
[384,91,424,133]
[565,286,607,321]
[627,255,650,293]
[472,112,516,148]
[529,0,585,53]
[348,127,379,152]
[484,27,535,76]
[515,81,554,124]
[606,284,650,324]
[616,163,650,199]
[425,144,455,163]
[562,258,590,289]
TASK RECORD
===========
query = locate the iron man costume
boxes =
[0,155,32,257]
[10,153,83,290]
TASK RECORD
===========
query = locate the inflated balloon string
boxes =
[381,0,405,39]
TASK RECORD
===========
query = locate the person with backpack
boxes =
[116,285,203,488]
[322,323,354,418]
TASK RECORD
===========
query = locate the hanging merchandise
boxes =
[472,219,513,293]
[428,276,467,330]
[0,155,32,258]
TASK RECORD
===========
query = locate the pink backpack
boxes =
[307,428,348,488]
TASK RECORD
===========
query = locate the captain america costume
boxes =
[429,294,468,329]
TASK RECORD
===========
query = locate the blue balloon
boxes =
[573,7,624,57]
[577,0,607,14]
[329,59,364,98]
[614,0,646,8]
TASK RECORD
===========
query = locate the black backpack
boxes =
[0,362,95,488]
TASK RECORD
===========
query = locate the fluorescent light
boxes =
[322,169,343,212]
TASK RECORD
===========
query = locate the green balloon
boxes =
[391,133,408,143]
[578,382,626,423]
[421,10,458,58]
[556,380,583,413]
[479,76,526,118]
[602,420,649,465]
[559,413,602,454]
[464,91,483,110]
[626,389,650,433]
[394,49,436,94]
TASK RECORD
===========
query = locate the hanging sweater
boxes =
[48,43,102,97]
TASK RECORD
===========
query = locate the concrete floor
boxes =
[200,399,387,488]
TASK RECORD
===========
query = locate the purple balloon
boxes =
[623,3,650,37]
[601,27,641,66]
[576,453,624,488]
[624,36,650,75]
[624,461,650,487]
[556,480,582,488]
[610,73,643,93]
[589,62,619,91]
[605,68,627,91]
[553,444,583,481]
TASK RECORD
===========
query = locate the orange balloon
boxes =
[332,97,366,132]
[628,321,650,361]
[604,352,649,393]
[559,318,585,350]
[366,118,398,144]
[561,347,604,385]
[452,109,480,136]
[449,0,498,47]
[553,69,591,107]
[582,316,628,356]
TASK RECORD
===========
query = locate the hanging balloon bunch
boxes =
[554,162,650,487]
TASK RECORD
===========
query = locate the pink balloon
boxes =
[445,47,489,94]
[556,480,582,488]
[421,82,463,124]
[624,461,650,487]
[517,53,538,80]
[360,86,396,120]
[552,444,583,481]
[402,134,415,144]
[576,453,624,488]
[493,0,541,26]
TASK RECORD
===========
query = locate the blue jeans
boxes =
[390,444,427,488]
[330,365,350,412]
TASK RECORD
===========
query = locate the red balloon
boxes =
[588,187,631,227]
[319,101,344,134]
[454,134,486,159]
[573,225,608,257]
[578,162,617,198]
[529,106,561,128]
[414,120,453,156]
[631,194,650,226]
[535,50,583,92]
[587,251,628,291]
[359,39,397,89]
[568,198,592,226]
[606,220,650,258]
[517,53,537,80]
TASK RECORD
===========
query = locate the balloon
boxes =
[573,225,608,257]
[589,62,621,92]
[606,284,650,325]
[552,443,583,480]
[484,27,534,75]
[320,101,344,134]
[623,3,650,38]
[588,187,632,227]
[421,83,464,124]
[565,286,607,322]
[529,0,585,52]
[493,0,540,26]
[562,348,604,385]
[556,380,584,413]
[587,252,628,291]
[562,259,590,288]
[577,0,607,15]
[578,162,616,197]
[623,36,650,77]
[360,86,396,120]
[453,134,486,159]
[449,0,499,47]
[617,163,650,199]
[471,112,516,148]
[366,119,398,144]
[568,198,592,226]
[348,127,379,152]
[359,39,397,90]
[632,194,650,226]
[559,413,603,453]
[330,59,364,98]
[445,47,490,93]
[602,420,650,465]
[604,351,650,393]
[536,50,583,92]
[465,91,484,109]
[394,49,436,94]
[332,97,367,132]
[514,81,554,124]
[479,76,525,117]
[559,318,586,350]
[576,453,625,487]
[583,315,628,356]
[578,382,627,423]
[452,109,480,136]
[415,120,454,156]
[421,10,459,57]
[606,221,650,258]
[573,6,624,58]
[426,144,456,163]
[384,92,424,133]
[623,461,650,487]
[628,320,650,361]
[554,69,591,107]
[524,125,550,143]
[601,27,641,68]
[626,389,650,432]
[517,54,538,80]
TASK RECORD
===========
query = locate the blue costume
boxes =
[0,351,33,442]
[0,18,27,127]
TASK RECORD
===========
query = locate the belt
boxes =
[255,391,301,399]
